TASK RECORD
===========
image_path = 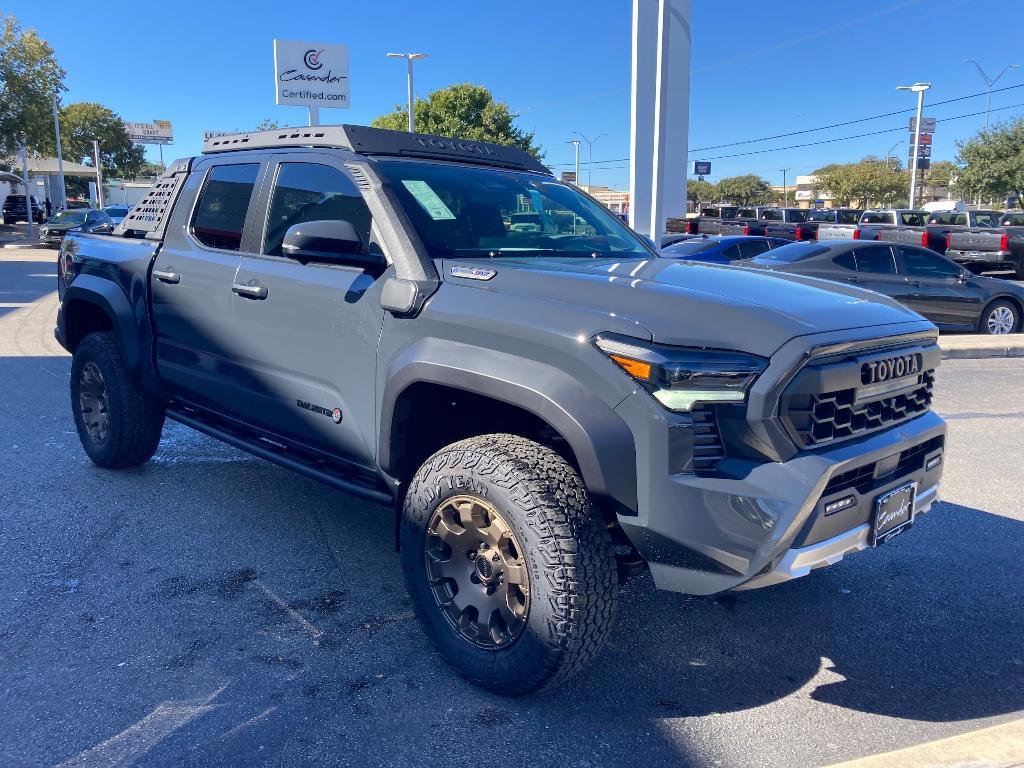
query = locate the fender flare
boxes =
[378,341,638,512]
[61,274,141,373]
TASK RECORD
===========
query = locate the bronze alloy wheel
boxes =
[78,361,110,444]
[424,494,530,649]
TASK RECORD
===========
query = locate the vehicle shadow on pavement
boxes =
[0,258,59,316]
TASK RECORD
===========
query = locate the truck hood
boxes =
[443,256,926,354]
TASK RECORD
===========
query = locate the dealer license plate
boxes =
[871,481,917,546]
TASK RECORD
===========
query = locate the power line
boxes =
[547,82,1024,170]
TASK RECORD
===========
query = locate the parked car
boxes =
[39,209,114,248]
[57,124,946,693]
[817,209,928,241]
[765,208,863,241]
[102,205,132,226]
[668,205,741,235]
[2,194,46,225]
[719,207,807,236]
[65,200,93,210]
[946,213,1024,278]
[746,240,1024,334]
[661,235,789,263]
[872,209,1003,254]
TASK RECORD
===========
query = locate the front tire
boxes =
[979,300,1019,335]
[400,434,618,695]
[70,332,165,468]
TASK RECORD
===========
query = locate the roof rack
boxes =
[202,124,550,174]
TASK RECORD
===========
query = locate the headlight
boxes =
[595,334,767,412]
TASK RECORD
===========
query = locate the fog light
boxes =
[926,455,942,471]
[824,495,856,515]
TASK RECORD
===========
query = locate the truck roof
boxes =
[201,124,550,175]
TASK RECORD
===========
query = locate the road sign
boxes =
[560,171,577,184]
[692,161,712,176]
[273,39,350,109]
[125,120,173,145]
[909,117,936,133]
[917,132,933,146]
[909,144,932,160]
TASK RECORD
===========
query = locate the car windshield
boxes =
[805,210,834,222]
[375,159,651,259]
[751,242,829,264]
[661,240,718,256]
[48,211,87,225]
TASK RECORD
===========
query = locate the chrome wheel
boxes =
[79,361,110,444]
[987,305,1016,335]
[424,495,530,649]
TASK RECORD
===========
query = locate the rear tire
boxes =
[70,332,165,468]
[400,434,618,695]
[979,300,1019,335]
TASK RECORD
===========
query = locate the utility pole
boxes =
[574,131,606,191]
[965,60,1019,132]
[386,52,428,133]
[898,82,930,209]
[92,140,105,209]
[567,139,581,185]
[779,168,790,206]
[18,141,36,238]
[52,93,67,209]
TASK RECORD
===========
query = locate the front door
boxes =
[229,157,387,468]
[896,245,988,328]
[151,160,265,415]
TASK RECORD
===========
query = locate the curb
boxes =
[939,337,1024,360]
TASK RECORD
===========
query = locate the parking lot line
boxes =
[824,717,1024,768]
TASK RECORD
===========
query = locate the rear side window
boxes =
[852,246,897,274]
[191,163,260,251]
[739,239,771,258]
[719,244,742,261]
[263,163,373,257]
[833,251,857,270]
[751,243,829,264]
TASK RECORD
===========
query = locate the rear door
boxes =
[896,245,987,327]
[229,155,387,467]
[849,244,907,300]
[151,159,265,414]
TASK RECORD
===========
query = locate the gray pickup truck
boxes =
[764,208,863,241]
[718,206,804,236]
[870,209,1004,255]
[55,125,946,693]
[945,211,1024,277]
[669,205,741,235]
[817,209,929,242]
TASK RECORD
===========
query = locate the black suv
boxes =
[3,194,46,225]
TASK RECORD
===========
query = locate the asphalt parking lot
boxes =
[1,247,1022,768]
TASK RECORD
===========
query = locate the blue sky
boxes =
[8,0,1024,189]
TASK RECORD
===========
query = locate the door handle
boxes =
[845,276,862,283]
[153,269,180,284]
[909,280,922,288]
[232,282,268,300]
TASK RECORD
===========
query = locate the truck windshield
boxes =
[375,159,651,259]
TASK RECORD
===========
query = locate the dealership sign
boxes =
[125,120,173,144]
[273,39,350,108]
[692,161,712,177]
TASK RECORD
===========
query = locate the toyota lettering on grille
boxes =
[861,353,922,385]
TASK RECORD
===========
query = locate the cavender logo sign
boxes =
[861,353,922,385]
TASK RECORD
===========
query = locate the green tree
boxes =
[687,178,717,208]
[49,102,145,179]
[372,83,542,158]
[0,14,65,157]
[925,160,957,188]
[814,157,907,207]
[715,174,772,205]
[954,119,1024,209]
[255,118,284,131]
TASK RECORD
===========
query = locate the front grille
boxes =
[691,407,725,473]
[822,434,944,497]
[786,370,934,447]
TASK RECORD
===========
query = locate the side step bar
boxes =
[166,407,395,506]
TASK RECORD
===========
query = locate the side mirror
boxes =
[282,219,387,273]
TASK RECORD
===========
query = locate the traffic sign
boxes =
[909,117,936,133]
[917,132,933,146]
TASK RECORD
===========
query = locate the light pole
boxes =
[965,60,1019,132]
[52,93,67,210]
[567,139,581,185]
[386,52,428,133]
[884,140,901,171]
[897,82,930,209]
[779,168,790,207]
[573,131,606,191]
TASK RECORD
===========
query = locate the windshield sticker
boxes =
[402,180,456,220]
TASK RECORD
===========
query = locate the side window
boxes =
[719,244,742,261]
[852,246,896,274]
[263,163,373,257]
[191,163,260,251]
[833,251,857,271]
[899,247,961,278]
[739,239,771,259]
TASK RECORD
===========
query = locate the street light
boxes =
[386,52,428,133]
[573,131,606,191]
[567,139,581,185]
[779,168,790,207]
[964,60,1020,132]
[897,82,931,209]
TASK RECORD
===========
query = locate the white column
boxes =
[629,0,691,242]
